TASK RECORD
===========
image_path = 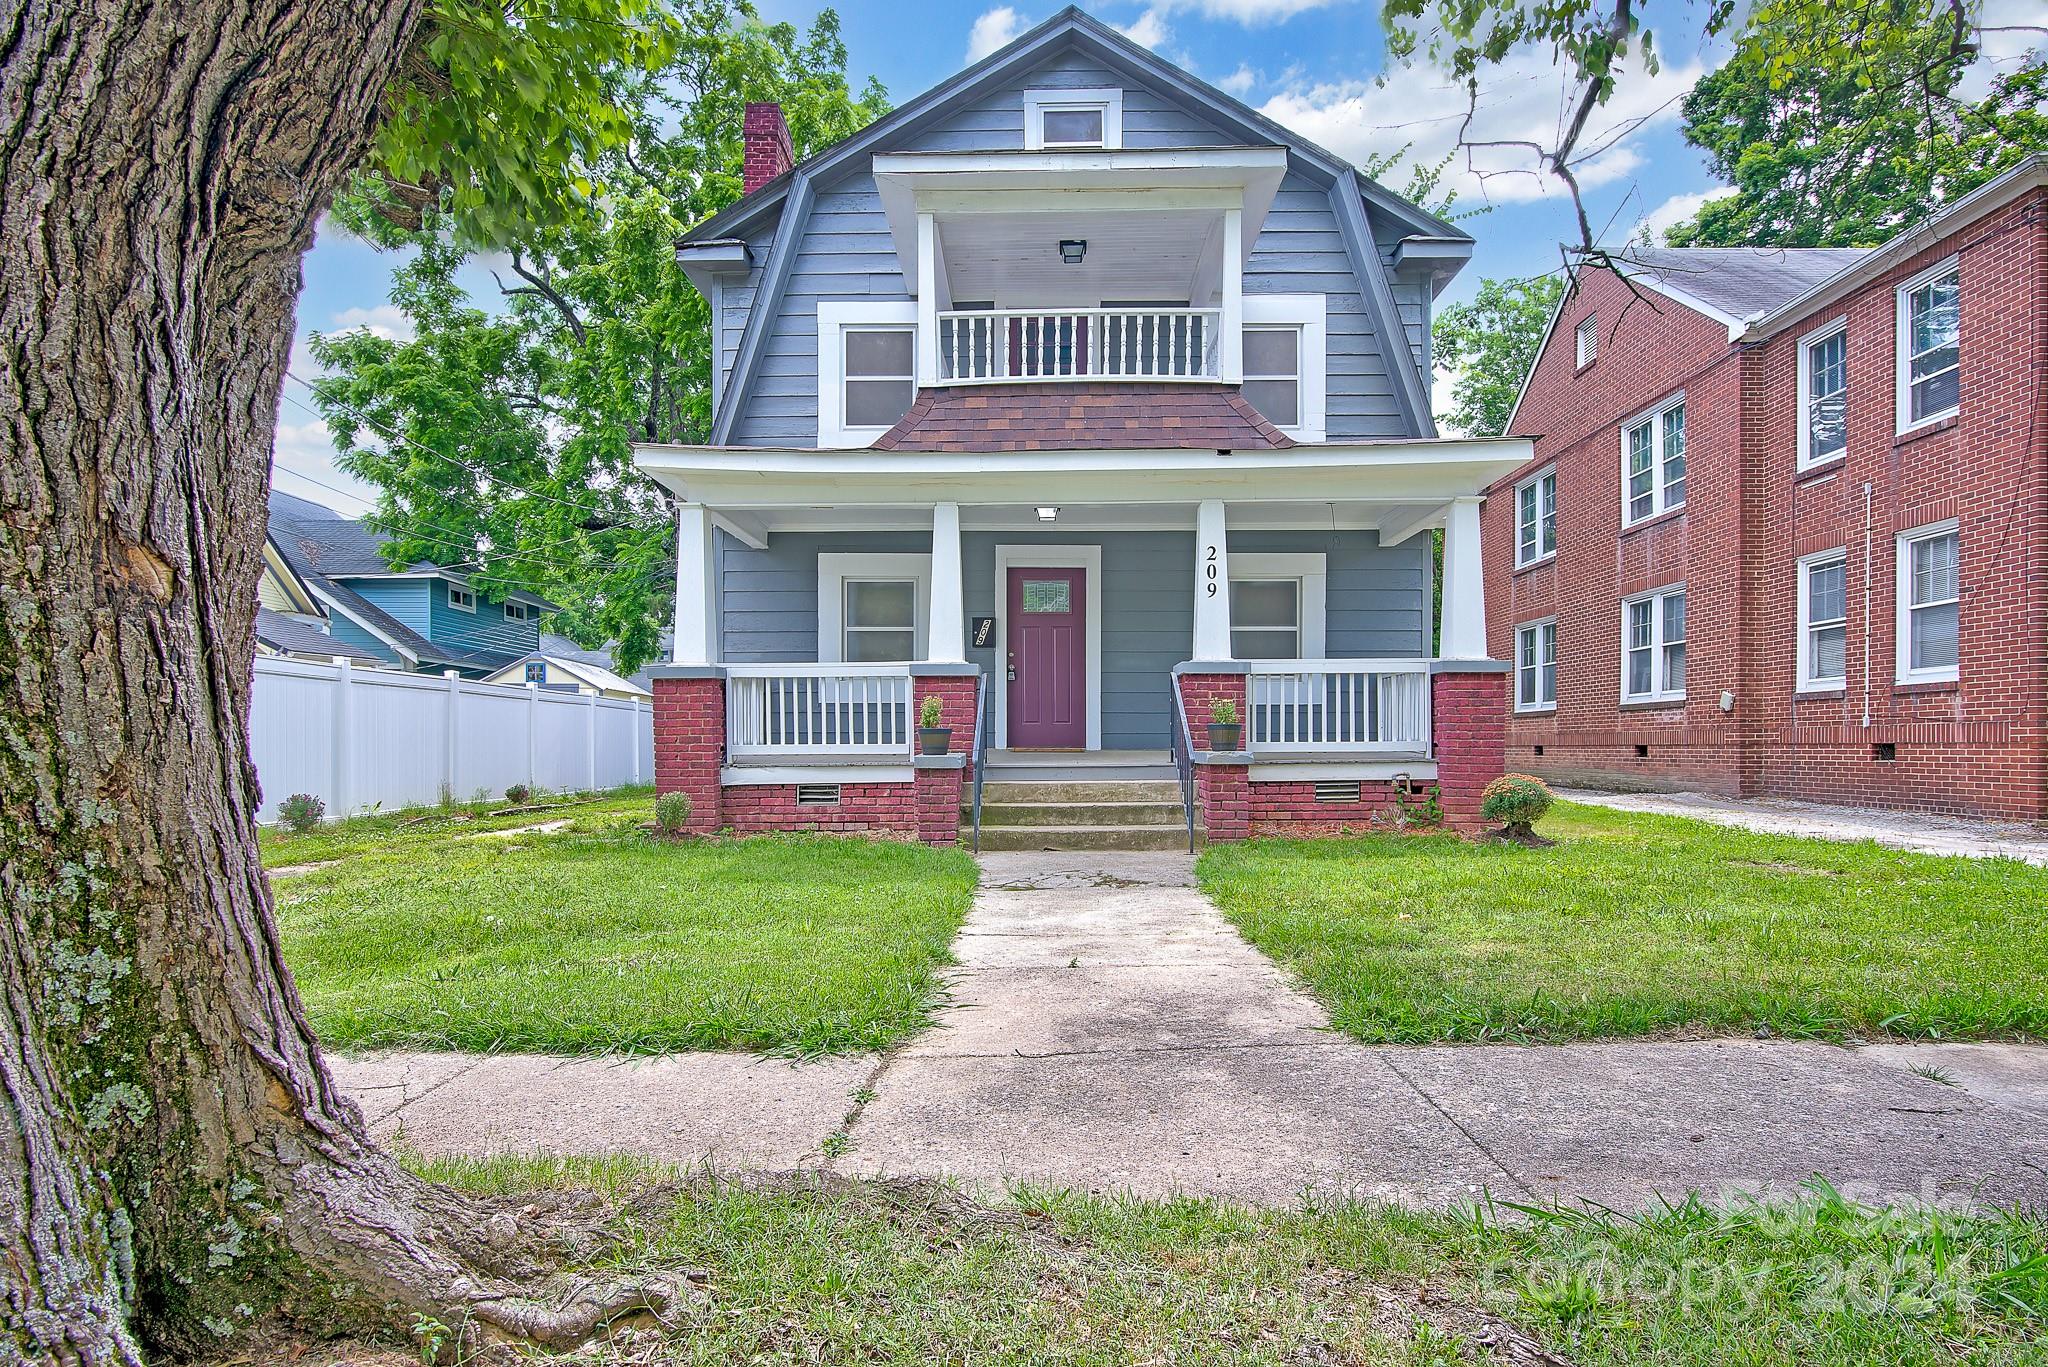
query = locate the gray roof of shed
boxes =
[1624,247,1876,324]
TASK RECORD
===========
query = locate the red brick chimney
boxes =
[742,102,795,194]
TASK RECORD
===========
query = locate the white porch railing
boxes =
[1245,661,1432,753]
[936,308,1221,383]
[725,664,912,758]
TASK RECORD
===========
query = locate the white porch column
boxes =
[1192,498,1233,660]
[671,502,718,666]
[927,501,965,663]
[1219,207,1243,383]
[916,212,939,386]
[1438,495,1488,659]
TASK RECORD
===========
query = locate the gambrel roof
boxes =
[688,5,1466,446]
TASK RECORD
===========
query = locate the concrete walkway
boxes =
[333,851,2048,1211]
[1562,787,2048,865]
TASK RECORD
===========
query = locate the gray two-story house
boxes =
[636,7,1528,846]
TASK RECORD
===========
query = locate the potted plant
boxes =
[917,695,952,755]
[1207,697,1242,752]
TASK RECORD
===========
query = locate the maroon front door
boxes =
[1006,567,1087,748]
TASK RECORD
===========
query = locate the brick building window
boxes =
[1621,586,1686,702]
[1575,314,1597,367]
[1515,619,1556,712]
[1797,551,1848,691]
[1896,257,1960,431]
[1895,521,1960,683]
[1798,320,1848,469]
[1622,397,1686,525]
[1515,467,1556,567]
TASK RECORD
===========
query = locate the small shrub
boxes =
[1480,773,1553,837]
[1209,697,1238,726]
[277,793,325,833]
[654,791,691,835]
[1393,781,1441,828]
[504,783,531,805]
[919,695,946,729]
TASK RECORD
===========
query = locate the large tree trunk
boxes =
[0,1,664,1360]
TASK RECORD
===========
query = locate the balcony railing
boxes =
[936,307,1221,384]
[1245,661,1432,753]
[725,664,911,758]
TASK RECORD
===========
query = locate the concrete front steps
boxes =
[965,778,1197,851]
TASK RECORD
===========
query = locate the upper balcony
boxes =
[871,146,1289,391]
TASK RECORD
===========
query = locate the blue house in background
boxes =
[264,489,555,677]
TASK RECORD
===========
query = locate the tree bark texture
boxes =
[0,1,665,1361]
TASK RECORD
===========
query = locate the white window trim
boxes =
[1796,316,1849,471]
[1795,548,1849,693]
[1514,465,1557,568]
[1241,293,1327,442]
[1021,87,1123,150]
[1515,616,1557,714]
[1895,255,1961,435]
[1894,518,1960,685]
[1574,314,1597,368]
[817,300,919,449]
[817,552,931,664]
[447,584,476,614]
[1227,552,1327,659]
[992,544,1103,751]
[1619,583,1687,704]
[503,600,532,623]
[1619,392,1686,527]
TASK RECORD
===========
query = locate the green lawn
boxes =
[259,787,659,868]
[396,1155,2048,1367]
[272,802,979,1055]
[1198,802,2048,1045]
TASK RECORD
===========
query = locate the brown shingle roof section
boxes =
[873,383,1296,452]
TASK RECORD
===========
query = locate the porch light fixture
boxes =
[1057,239,1087,265]
[1036,506,1059,522]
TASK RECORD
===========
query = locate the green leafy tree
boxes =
[1431,274,1566,437]
[1666,0,2048,246]
[313,2,887,673]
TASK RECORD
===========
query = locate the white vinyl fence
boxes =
[250,656,655,823]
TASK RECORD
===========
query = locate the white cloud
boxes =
[270,416,378,516]
[1218,64,1259,96]
[1634,187,1733,243]
[329,303,413,343]
[966,6,1024,62]
[1958,0,2047,99]
[1258,41,1706,212]
[1116,7,1171,49]
[1157,0,1336,21]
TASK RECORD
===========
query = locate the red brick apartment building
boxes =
[1486,155,2048,820]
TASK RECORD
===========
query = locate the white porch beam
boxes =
[916,212,939,386]
[1219,207,1243,384]
[927,502,966,663]
[1376,502,1445,549]
[1192,498,1232,660]
[1437,496,1488,660]
[671,503,718,666]
[710,509,769,551]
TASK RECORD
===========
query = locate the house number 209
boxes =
[1203,544,1219,596]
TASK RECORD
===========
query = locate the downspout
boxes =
[1862,481,1873,730]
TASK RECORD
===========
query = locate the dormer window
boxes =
[503,600,533,623]
[447,584,475,613]
[1023,88,1122,150]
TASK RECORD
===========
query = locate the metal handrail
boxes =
[970,671,991,853]
[1167,684,1197,853]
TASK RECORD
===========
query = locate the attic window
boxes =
[447,585,476,613]
[1023,88,1122,150]
[503,601,533,622]
[1575,314,1598,368]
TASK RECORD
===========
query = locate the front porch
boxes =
[639,441,1523,844]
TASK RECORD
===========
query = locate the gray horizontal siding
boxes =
[716,527,1429,748]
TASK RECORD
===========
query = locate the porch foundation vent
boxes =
[795,783,842,806]
[1314,780,1362,804]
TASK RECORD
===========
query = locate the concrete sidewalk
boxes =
[332,851,2048,1211]
[1561,787,2048,865]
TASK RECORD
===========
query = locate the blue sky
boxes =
[275,0,2029,512]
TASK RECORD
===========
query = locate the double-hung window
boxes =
[1796,551,1848,691]
[1621,586,1686,703]
[1515,467,1557,567]
[1895,521,1960,683]
[1515,619,1557,712]
[1622,397,1686,525]
[1227,554,1326,660]
[1798,320,1848,469]
[1241,327,1300,429]
[818,301,919,447]
[1897,258,1960,431]
[1240,295,1327,441]
[817,552,930,664]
